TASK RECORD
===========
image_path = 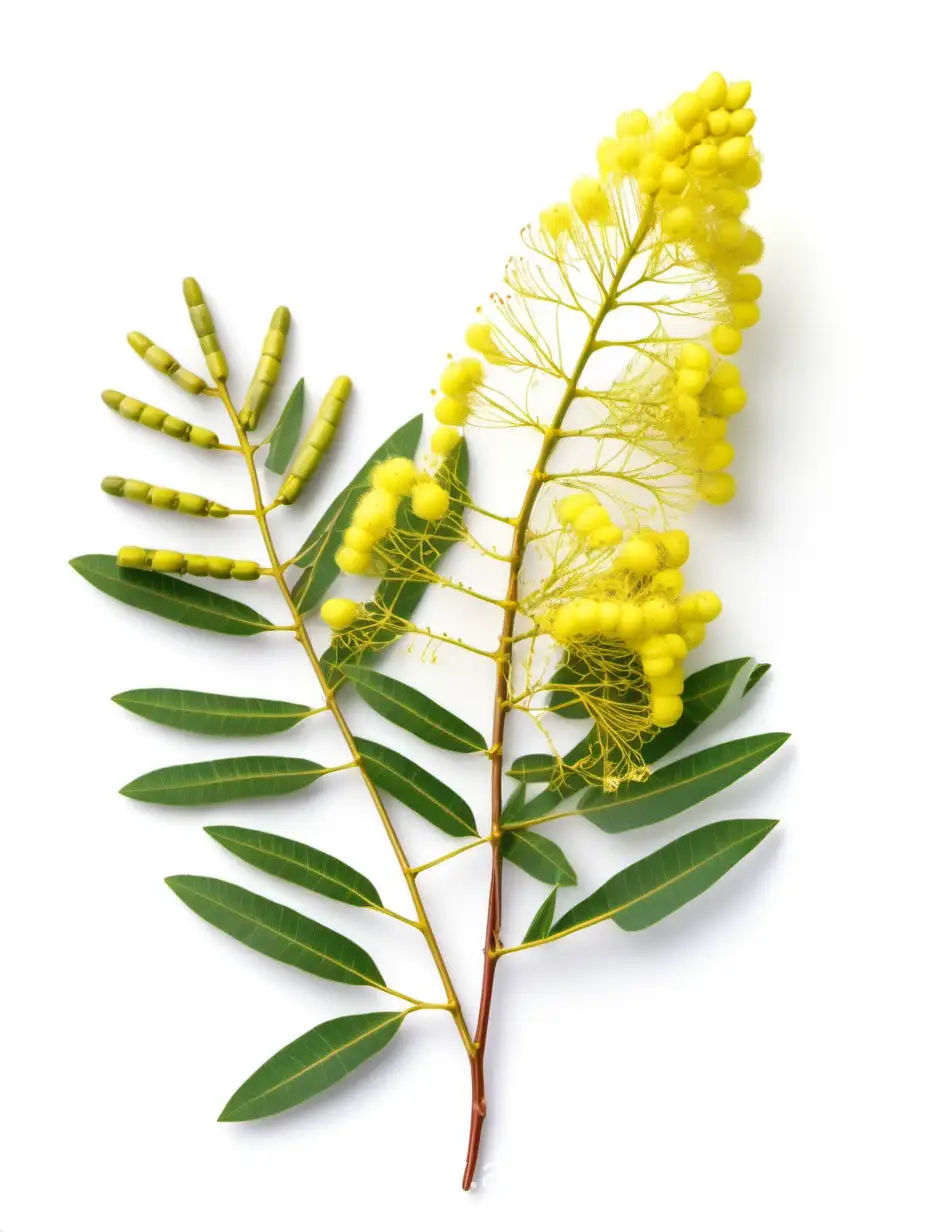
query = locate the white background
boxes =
[1,2,922,1228]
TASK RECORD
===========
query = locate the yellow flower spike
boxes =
[616,109,649,137]
[679,342,711,369]
[572,599,600,637]
[335,546,373,575]
[659,529,690,567]
[597,600,624,637]
[651,695,684,727]
[651,666,685,695]
[372,457,420,496]
[698,72,728,109]
[663,633,689,661]
[698,472,737,504]
[654,123,686,159]
[652,568,685,599]
[641,598,678,634]
[101,390,218,448]
[621,536,661,575]
[353,488,399,535]
[732,302,761,330]
[707,108,731,137]
[695,591,723,622]
[702,441,736,471]
[725,81,752,110]
[127,332,207,395]
[321,598,361,631]
[557,492,597,524]
[737,228,765,265]
[710,360,741,389]
[344,526,376,552]
[571,175,611,223]
[597,137,622,176]
[411,481,451,522]
[662,206,696,241]
[660,164,689,194]
[732,273,763,301]
[573,505,611,536]
[729,108,756,136]
[182,277,228,383]
[540,203,574,239]
[435,397,469,427]
[617,603,646,641]
[711,325,743,355]
[676,367,709,396]
[431,426,461,457]
[240,307,291,430]
[718,386,748,415]
[672,91,704,132]
[586,524,624,549]
[680,619,707,649]
[690,142,720,175]
[278,375,352,504]
[440,359,483,399]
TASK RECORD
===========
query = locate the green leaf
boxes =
[264,377,305,474]
[205,825,382,910]
[508,728,600,784]
[219,1011,405,1122]
[579,733,790,834]
[640,657,752,763]
[166,876,384,986]
[342,664,487,753]
[120,755,326,806]
[501,783,527,822]
[320,440,469,682]
[501,829,577,886]
[545,659,592,721]
[291,414,423,612]
[744,662,771,694]
[112,688,314,737]
[355,737,477,837]
[551,818,778,935]
[523,889,558,943]
[70,554,274,636]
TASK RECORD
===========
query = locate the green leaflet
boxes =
[501,830,577,886]
[578,733,790,834]
[508,728,600,784]
[219,1011,406,1122]
[291,414,423,612]
[205,826,382,909]
[640,657,754,763]
[744,662,771,693]
[112,688,314,737]
[342,664,487,753]
[69,554,274,636]
[120,755,327,806]
[550,818,778,935]
[166,876,384,986]
[545,659,592,721]
[264,377,305,474]
[321,440,469,683]
[355,737,477,837]
[522,889,558,943]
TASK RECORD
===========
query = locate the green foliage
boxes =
[264,377,305,474]
[343,664,487,753]
[120,756,327,806]
[501,830,577,886]
[355,738,478,837]
[522,889,558,943]
[112,688,313,737]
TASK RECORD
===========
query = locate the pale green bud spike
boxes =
[240,306,291,430]
[101,390,219,449]
[126,330,207,395]
[277,375,352,505]
[182,277,229,382]
[100,475,228,517]
[116,546,261,579]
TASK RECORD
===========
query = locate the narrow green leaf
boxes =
[501,783,528,822]
[508,728,600,783]
[120,755,326,806]
[744,662,771,694]
[355,737,477,837]
[166,876,384,985]
[321,440,469,682]
[523,889,558,943]
[579,733,790,834]
[70,554,274,636]
[641,657,752,763]
[551,818,778,935]
[502,830,577,886]
[205,826,382,909]
[112,688,313,737]
[291,414,423,611]
[264,377,305,474]
[342,664,487,753]
[219,1011,405,1122]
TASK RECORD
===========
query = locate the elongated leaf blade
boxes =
[292,415,423,611]
[579,733,789,834]
[501,829,577,886]
[640,657,752,763]
[166,876,384,985]
[219,1011,405,1122]
[744,662,771,694]
[70,554,274,636]
[522,889,558,943]
[265,377,305,474]
[112,688,313,737]
[205,825,382,909]
[551,818,778,934]
[121,755,326,806]
[342,664,486,753]
[355,737,477,837]
[508,728,600,784]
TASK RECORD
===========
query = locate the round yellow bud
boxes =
[732,302,761,329]
[738,229,764,265]
[690,142,720,174]
[707,108,731,136]
[552,603,580,642]
[616,109,649,137]
[715,218,746,250]
[731,273,762,301]
[651,666,685,695]
[642,598,678,633]
[679,342,711,369]
[354,489,399,534]
[654,123,686,159]
[431,426,461,456]
[698,472,737,504]
[586,524,624,549]
[659,530,690,567]
[117,546,147,569]
[662,206,696,240]
[697,416,728,443]
[651,694,684,726]
[638,151,666,180]
[335,546,372,575]
[672,92,704,131]
[696,592,723,622]
[725,81,752,110]
[642,654,675,679]
[464,322,498,356]
[615,136,644,169]
[680,619,706,649]
[710,360,741,389]
[440,359,482,399]
[411,481,451,521]
[231,560,261,582]
[663,633,688,661]
[597,600,624,636]
[729,108,756,135]
[718,386,748,415]
[571,176,610,224]
[540,203,574,238]
[639,635,669,658]
[573,598,600,636]
[711,325,743,355]
[621,537,661,574]
[702,441,736,471]
[677,367,709,395]
[733,157,763,188]
[698,72,728,109]
[713,183,750,214]
[597,137,622,176]
[557,492,597,524]
[660,164,689,194]
[574,505,611,536]
[372,457,420,496]
[718,136,751,168]
[617,603,646,641]
[435,397,469,426]
[344,526,375,552]
[321,598,360,631]
[651,568,685,599]
[676,392,701,422]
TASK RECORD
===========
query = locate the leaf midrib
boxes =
[214,833,378,908]
[128,761,323,796]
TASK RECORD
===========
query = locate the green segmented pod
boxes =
[100,476,229,518]
[127,332,207,395]
[116,546,262,580]
[182,277,229,383]
[240,307,291,431]
[101,390,219,448]
[277,376,352,505]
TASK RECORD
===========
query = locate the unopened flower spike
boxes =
[182,276,228,383]
[240,306,291,431]
[116,546,262,581]
[101,476,229,518]
[277,376,352,505]
[127,331,207,395]
[101,389,218,448]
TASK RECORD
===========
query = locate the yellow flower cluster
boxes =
[431,355,484,458]
[333,458,451,578]
[669,341,747,504]
[544,528,722,727]
[557,492,624,548]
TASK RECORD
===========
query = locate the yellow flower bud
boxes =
[715,218,746,250]
[696,592,723,622]
[732,302,761,329]
[431,426,461,456]
[343,526,376,552]
[117,546,147,569]
[621,537,661,575]
[572,599,600,636]
[702,441,736,472]
[658,530,690,568]
[230,560,261,581]
[321,598,361,631]
[617,603,645,641]
[616,109,649,137]
[690,142,719,175]
[372,457,420,496]
[597,600,624,636]
[573,505,611,536]
[707,108,731,137]
[732,157,763,189]
[731,273,762,301]
[411,481,450,522]
[586,524,624,548]
[698,72,728,109]
[464,322,504,362]
[652,568,685,599]
[651,666,685,695]
[570,176,610,224]
[679,343,711,369]
[557,492,597,524]
[540,203,573,239]
[677,367,709,395]
[642,654,675,679]
[335,547,373,575]
[680,619,706,649]
[353,489,399,536]
[651,695,684,727]
[183,276,228,382]
[672,92,704,132]
[151,550,185,573]
[725,81,752,110]
[660,164,689,193]
[698,472,737,504]
[729,108,756,136]
[597,138,622,176]
[440,359,482,400]
[101,390,217,448]
[641,598,678,633]
[241,307,291,431]
[207,557,234,579]
[663,633,688,661]
[662,206,695,240]
[127,332,207,394]
[718,386,748,415]
[654,123,686,159]
[435,397,469,427]
[711,325,743,355]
